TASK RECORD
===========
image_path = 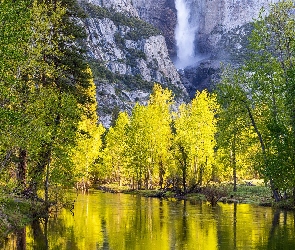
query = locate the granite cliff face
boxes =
[163,0,280,97]
[135,0,280,96]
[131,0,178,58]
[78,0,188,127]
[186,0,279,55]
[79,0,281,124]
[80,0,138,16]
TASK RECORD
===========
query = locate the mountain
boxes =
[78,0,188,127]
[174,0,281,97]
[78,0,280,125]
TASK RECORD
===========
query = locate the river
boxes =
[2,190,295,249]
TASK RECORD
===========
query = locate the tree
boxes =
[144,84,174,189]
[245,0,295,199]
[118,84,174,189]
[23,0,91,203]
[0,0,95,206]
[0,1,31,190]
[126,104,149,189]
[216,1,295,201]
[190,90,218,186]
[103,112,130,186]
[72,69,105,190]
[173,90,218,192]
[216,67,259,191]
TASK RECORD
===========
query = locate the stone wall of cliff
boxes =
[78,1,188,126]
[78,0,282,122]
[196,0,280,53]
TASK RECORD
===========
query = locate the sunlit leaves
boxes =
[174,90,218,189]
[217,0,295,196]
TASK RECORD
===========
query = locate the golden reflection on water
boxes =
[2,191,295,249]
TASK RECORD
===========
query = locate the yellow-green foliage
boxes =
[103,112,130,184]
[173,90,219,187]
[100,84,221,190]
[72,69,105,183]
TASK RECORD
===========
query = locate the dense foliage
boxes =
[0,0,104,206]
[99,84,221,191]
[2,0,295,211]
[217,0,295,202]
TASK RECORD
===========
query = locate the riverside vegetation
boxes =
[1,0,295,239]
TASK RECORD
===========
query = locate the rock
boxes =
[78,0,283,126]
[132,0,281,92]
[79,1,189,127]
[78,0,139,17]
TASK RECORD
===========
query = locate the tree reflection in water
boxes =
[2,191,295,249]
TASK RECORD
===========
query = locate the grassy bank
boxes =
[0,194,44,240]
[95,181,275,206]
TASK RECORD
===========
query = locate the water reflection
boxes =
[2,191,295,249]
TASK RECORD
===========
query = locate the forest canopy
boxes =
[1,0,295,207]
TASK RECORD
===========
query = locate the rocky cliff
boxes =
[78,1,188,127]
[124,0,280,97]
[79,0,282,123]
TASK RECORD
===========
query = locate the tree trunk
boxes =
[0,150,12,172]
[144,171,149,190]
[232,135,237,192]
[27,145,50,199]
[44,154,51,209]
[159,160,165,189]
[198,166,204,186]
[233,162,237,192]
[17,148,27,192]
[245,104,281,201]
[182,167,186,194]
[178,144,187,194]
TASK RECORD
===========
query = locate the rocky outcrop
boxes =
[196,0,280,53]
[180,60,221,98]
[79,0,139,16]
[78,0,283,120]
[79,1,188,127]
[176,0,280,96]
[82,0,178,57]
[132,0,178,58]
[98,0,280,96]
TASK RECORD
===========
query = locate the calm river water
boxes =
[2,190,295,249]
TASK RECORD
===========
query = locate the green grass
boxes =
[95,182,274,205]
[229,185,273,204]
[0,195,43,239]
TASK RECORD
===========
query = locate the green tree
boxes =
[145,84,174,189]
[0,0,94,206]
[0,1,31,191]
[23,0,90,203]
[103,112,130,186]
[126,104,149,189]
[249,0,295,196]
[122,84,174,189]
[173,90,218,192]
[243,0,295,200]
[72,69,105,190]
[216,67,259,191]
[216,1,295,201]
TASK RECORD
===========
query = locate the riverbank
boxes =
[0,194,44,241]
[95,181,276,206]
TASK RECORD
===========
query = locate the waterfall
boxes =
[175,0,196,69]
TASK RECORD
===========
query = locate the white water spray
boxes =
[175,0,196,69]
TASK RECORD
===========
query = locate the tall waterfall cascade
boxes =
[175,0,197,69]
